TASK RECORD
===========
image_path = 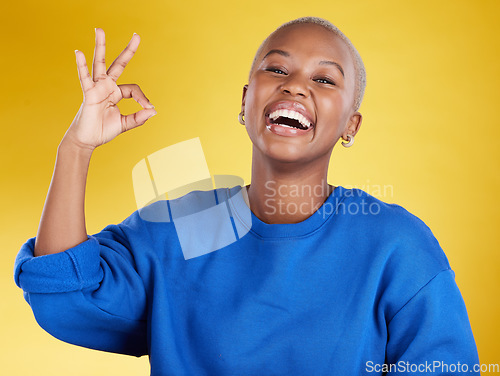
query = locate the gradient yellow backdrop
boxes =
[1,0,498,374]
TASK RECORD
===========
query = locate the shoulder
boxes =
[340,187,425,225]
[126,187,237,252]
[135,187,229,224]
[338,186,450,270]
[339,188,454,320]
[341,188,442,242]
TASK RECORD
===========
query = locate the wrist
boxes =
[59,135,95,157]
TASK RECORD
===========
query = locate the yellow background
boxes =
[1,0,499,374]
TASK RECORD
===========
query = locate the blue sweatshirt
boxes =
[14,186,479,375]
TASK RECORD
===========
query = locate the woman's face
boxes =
[242,23,362,165]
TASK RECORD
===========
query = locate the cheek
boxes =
[318,93,345,122]
[244,91,257,117]
[316,93,353,138]
[244,77,276,114]
[242,87,261,141]
[244,86,266,124]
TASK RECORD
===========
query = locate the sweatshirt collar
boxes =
[227,185,347,239]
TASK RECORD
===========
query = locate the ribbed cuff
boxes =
[14,236,103,293]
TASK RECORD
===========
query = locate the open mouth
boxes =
[267,109,313,130]
[264,101,315,137]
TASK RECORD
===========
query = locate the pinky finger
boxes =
[121,108,157,133]
[75,50,94,92]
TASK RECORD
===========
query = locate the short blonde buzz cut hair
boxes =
[248,17,367,111]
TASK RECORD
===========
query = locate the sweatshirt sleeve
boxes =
[385,269,480,375]
[13,218,150,357]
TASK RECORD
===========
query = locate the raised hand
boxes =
[65,28,156,150]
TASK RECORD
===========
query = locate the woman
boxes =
[14,17,479,375]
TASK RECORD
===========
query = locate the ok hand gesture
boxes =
[65,28,156,150]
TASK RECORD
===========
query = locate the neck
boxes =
[246,148,334,224]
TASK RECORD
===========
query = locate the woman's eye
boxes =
[314,77,335,85]
[266,68,287,75]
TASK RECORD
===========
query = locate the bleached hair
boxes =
[249,17,366,111]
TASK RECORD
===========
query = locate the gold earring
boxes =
[238,112,245,125]
[342,134,354,147]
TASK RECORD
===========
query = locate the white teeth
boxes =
[273,124,296,129]
[268,109,312,129]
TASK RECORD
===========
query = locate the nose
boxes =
[281,74,309,98]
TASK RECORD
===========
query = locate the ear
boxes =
[343,111,362,139]
[241,84,248,113]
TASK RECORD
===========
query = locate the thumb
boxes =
[121,108,157,133]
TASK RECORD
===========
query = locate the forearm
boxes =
[33,29,153,256]
[34,138,93,256]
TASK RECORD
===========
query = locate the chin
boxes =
[254,140,312,164]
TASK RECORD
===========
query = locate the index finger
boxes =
[106,33,140,81]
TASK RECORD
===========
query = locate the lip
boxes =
[264,100,315,137]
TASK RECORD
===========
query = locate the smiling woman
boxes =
[242,21,364,224]
[13,16,479,376]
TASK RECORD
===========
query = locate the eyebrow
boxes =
[263,49,290,59]
[319,60,344,77]
[262,49,345,78]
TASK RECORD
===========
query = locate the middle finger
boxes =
[92,28,107,81]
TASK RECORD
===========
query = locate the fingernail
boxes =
[149,111,157,118]
[75,50,79,53]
